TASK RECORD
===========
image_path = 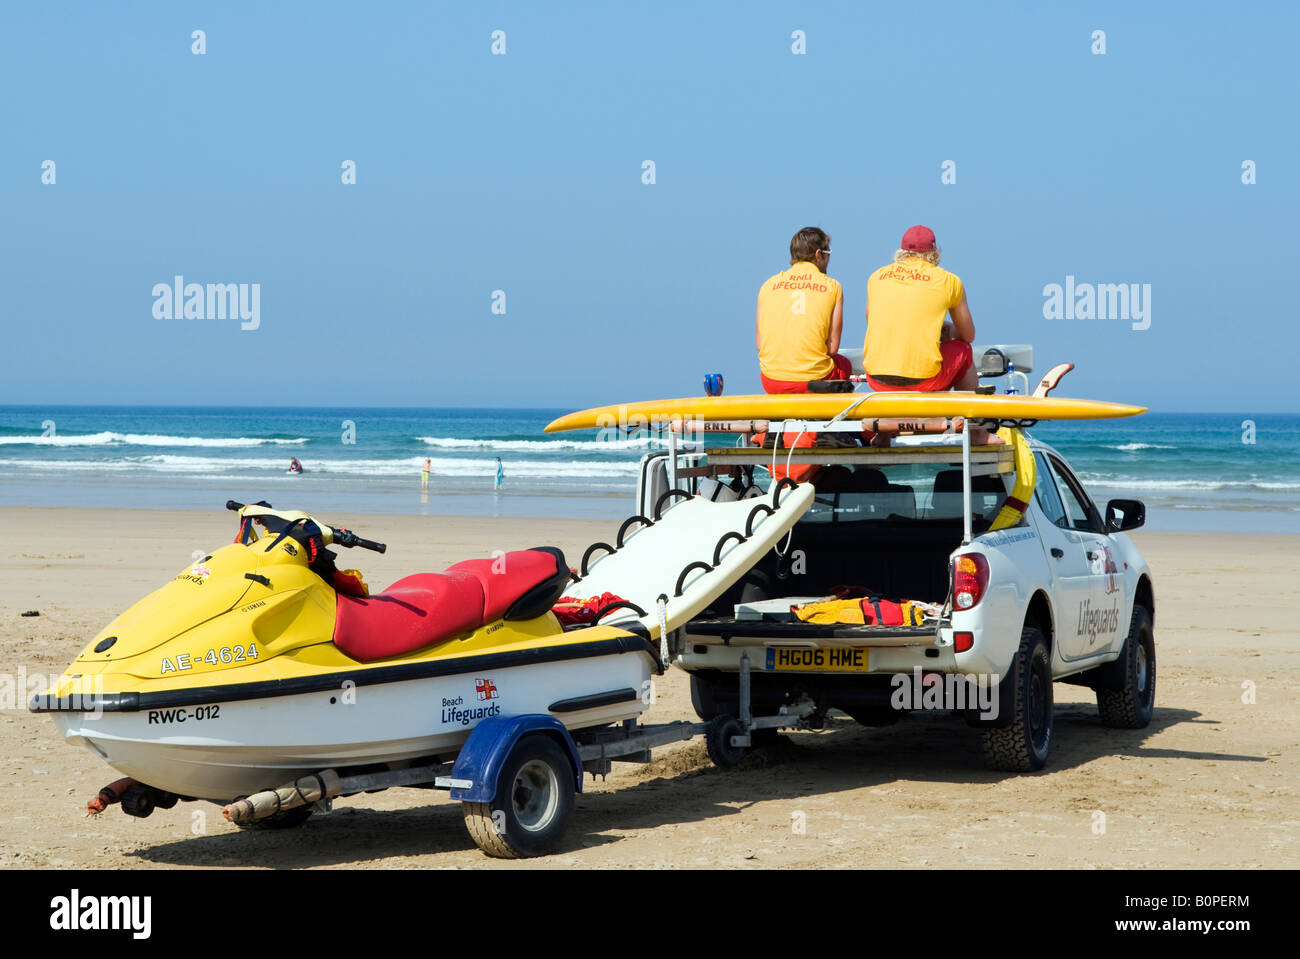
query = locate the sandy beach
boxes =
[1,506,1295,869]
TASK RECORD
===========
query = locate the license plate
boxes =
[765,647,869,672]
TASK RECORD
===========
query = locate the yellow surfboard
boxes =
[545,392,1146,432]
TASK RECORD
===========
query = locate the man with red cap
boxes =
[863,225,994,443]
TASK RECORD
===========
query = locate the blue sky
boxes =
[2,1,1296,412]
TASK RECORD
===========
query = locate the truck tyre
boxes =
[463,735,575,859]
[1097,606,1155,729]
[690,673,725,721]
[981,626,1053,772]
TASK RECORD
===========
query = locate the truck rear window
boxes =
[799,464,1007,525]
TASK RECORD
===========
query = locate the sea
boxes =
[0,406,1296,533]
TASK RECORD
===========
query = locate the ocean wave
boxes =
[0,454,641,479]
[1077,474,1300,492]
[417,435,678,453]
[1103,443,1179,452]
[0,432,309,448]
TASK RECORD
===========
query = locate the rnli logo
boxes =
[475,678,498,701]
[177,563,211,585]
[1090,545,1122,596]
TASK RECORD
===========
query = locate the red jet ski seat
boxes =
[333,547,569,662]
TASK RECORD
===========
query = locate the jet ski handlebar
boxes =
[225,501,387,553]
[329,527,387,554]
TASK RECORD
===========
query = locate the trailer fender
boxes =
[449,714,583,803]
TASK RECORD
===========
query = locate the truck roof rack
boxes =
[703,444,1014,474]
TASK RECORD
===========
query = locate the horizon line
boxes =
[1,402,1296,417]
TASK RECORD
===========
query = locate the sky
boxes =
[2,1,1296,413]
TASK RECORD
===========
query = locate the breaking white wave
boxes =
[1077,474,1300,492]
[0,432,308,448]
[417,435,677,453]
[1105,443,1179,452]
[0,454,640,479]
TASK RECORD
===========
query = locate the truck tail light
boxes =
[954,631,974,652]
[954,553,989,610]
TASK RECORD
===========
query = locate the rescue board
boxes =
[564,482,816,640]
[545,392,1145,432]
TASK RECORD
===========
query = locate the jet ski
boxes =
[31,500,660,807]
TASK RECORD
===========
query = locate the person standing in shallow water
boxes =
[421,457,431,490]
[494,457,504,490]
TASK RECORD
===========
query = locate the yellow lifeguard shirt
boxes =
[756,263,842,381]
[863,260,964,379]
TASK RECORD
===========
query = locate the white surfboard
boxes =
[564,482,815,638]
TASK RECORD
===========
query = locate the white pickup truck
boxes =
[636,350,1156,772]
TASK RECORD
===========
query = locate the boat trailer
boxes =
[218,651,813,858]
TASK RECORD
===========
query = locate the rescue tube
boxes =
[988,427,1035,531]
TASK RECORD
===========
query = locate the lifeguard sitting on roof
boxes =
[755,227,851,394]
[863,225,996,445]
[754,227,854,483]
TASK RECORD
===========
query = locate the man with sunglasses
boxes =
[755,226,851,394]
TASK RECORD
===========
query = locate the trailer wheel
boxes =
[463,735,575,859]
[980,626,1053,772]
[1097,606,1156,729]
[234,806,314,830]
[705,715,747,767]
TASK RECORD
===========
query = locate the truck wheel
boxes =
[463,735,575,859]
[705,715,747,767]
[234,806,314,830]
[1097,606,1155,729]
[690,673,724,721]
[981,626,1053,772]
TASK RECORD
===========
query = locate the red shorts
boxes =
[865,340,973,392]
[760,353,853,394]
[758,353,855,484]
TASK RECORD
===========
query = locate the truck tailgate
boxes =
[686,617,940,647]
